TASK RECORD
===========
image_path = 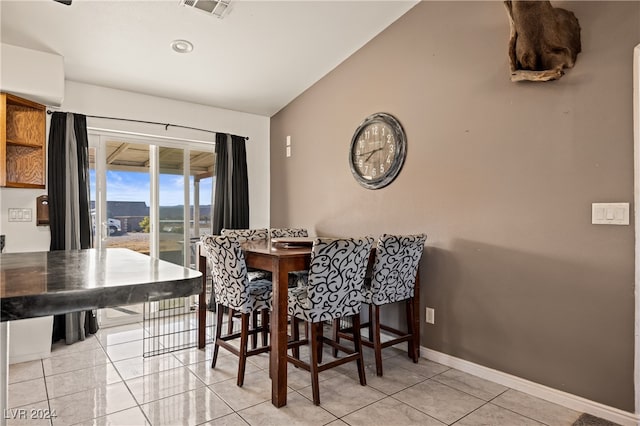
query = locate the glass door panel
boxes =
[89,145,97,247]
[188,148,214,268]
[157,147,187,314]
[104,141,151,253]
[158,147,185,266]
[99,140,151,326]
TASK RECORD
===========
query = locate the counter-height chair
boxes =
[220,228,271,345]
[334,234,426,376]
[221,228,270,279]
[270,227,308,238]
[287,236,374,405]
[270,227,309,288]
[200,235,272,386]
[222,228,269,242]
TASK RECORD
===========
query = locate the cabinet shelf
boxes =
[1,93,46,188]
[6,138,43,148]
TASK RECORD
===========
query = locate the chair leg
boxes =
[372,305,383,376]
[331,319,340,358]
[368,304,374,342]
[316,321,324,364]
[251,311,258,349]
[352,314,367,386]
[261,309,269,347]
[211,305,224,368]
[406,298,418,362]
[309,322,321,405]
[227,308,235,335]
[237,313,250,387]
[291,316,300,360]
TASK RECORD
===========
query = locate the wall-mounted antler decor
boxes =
[504,1,581,82]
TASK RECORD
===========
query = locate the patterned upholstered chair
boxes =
[270,228,308,238]
[221,228,270,280]
[270,227,309,288]
[287,237,374,405]
[200,235,272,387]
[222,228,269,242]
[334,234,426,376]
[220,228,271,346]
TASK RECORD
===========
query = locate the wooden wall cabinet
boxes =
[1,93,46,188]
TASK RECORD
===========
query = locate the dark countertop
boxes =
[0,248,203,322]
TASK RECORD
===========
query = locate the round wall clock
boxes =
[349,112,407,190]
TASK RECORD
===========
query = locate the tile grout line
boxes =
[95,330,152,425]
[484,389,555,426]
[41,358,53,426]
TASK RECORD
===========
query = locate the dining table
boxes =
[199,237,312,407]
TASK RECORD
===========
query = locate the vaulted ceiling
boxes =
[1,1,418,116]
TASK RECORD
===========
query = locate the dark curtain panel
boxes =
[48,113,66,250]
[209,133,250,310]
[230,135,249,229]
[212,133,249,234]
[48,112,98,344]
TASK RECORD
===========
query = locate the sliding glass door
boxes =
[89,132,214,327]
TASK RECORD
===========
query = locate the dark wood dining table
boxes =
[245,240,312,407]
[198,239,311,407]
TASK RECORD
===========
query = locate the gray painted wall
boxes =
[270,1,640,411]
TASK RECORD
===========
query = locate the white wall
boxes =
[0,43,64,106]
[0,80,271,253]
[0,188,50,253]
[63,81,271,229]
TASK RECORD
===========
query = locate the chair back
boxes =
[368,234,427,305]
[221,228,268,243]
[270,228,308,238]
[305,237,374,322]
[200,235,255,313]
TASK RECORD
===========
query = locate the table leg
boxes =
[198,252,207,349]
[1,322,8,426]
[270,259,289,407]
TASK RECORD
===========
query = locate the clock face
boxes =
[349,113,406,190]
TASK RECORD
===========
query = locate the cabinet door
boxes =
[1,93,46,188]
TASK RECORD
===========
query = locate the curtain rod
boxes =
[46,110,249,141]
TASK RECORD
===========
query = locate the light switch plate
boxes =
[7,208,33,222]
[592,202,629,225]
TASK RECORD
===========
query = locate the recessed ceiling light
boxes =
[171,39,194,54]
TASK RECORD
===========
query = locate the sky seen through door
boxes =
[90,170,214,207]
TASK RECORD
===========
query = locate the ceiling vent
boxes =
[179,0,231,18]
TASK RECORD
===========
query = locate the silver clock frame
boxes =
[349,112,407,190]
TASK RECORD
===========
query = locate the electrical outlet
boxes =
[426,307,435,324]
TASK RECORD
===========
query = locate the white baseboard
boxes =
[421,347,640,426]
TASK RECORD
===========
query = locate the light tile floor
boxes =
[6,321,602,426]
